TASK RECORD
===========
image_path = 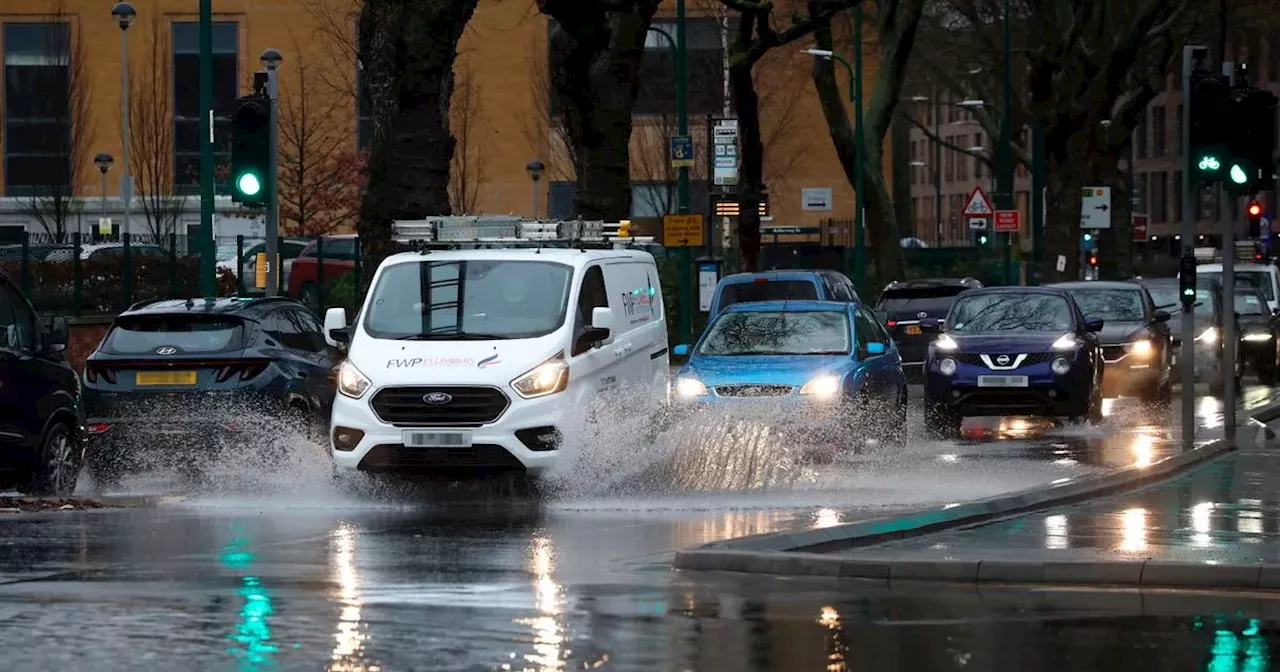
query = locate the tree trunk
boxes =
[356,0,478,277]
[541,2,660,220]
[730,53,764,272]
[862,140,904,283]
[1040,136,1126,283]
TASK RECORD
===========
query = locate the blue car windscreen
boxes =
[698,311,850,355]
[948,295,1074,333]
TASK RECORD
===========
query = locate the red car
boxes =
[287,234,359,309]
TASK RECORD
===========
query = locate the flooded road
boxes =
[0,384,1275,668]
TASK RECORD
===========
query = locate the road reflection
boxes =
[329,524,374,672]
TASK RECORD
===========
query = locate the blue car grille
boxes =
[715,384,794,397]
[951,353,1055,367]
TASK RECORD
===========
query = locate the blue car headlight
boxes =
[1051,357,1072,375]
[674,377,707,397]
[799,375,841,398]
[938,358,957,376]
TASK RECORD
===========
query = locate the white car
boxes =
[216,238,308,293]
[1189,263,1280,313]
[324,221,669,479]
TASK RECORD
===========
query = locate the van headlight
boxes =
[675,377,708,397]
[337,361,371,399]
[511,352,569,399]
[800,375,841,398]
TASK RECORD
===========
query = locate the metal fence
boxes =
[2,232,364,318]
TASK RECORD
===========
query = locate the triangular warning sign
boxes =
[962,185,993,216]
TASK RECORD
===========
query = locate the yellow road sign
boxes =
[663,214,704,247]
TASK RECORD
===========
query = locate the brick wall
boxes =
[65,318,111,373]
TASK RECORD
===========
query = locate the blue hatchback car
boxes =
[671,300,907,442]
[921,287,1105,437]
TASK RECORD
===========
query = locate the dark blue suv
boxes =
[0,269,79,495]
[921,287,1105,437]
[82,297,339,484]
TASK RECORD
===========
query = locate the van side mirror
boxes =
[672,344,690,357]
[1153,310,1171,323]
[590,306,613,332]
[45,316,68,352]
[324,307,349,348]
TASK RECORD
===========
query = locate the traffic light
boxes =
[1082,232,1094,251]
[1190,69,1231,184]
[230,94,270,205]
[1242,87,1278,190]
[1179,253,1197,310]
[1088,254,1098,267]
[974,232,989,246]
[1248,200,1263,238]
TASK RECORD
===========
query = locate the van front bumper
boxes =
[330,389,568,477]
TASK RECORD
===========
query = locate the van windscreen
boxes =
[719,280,817,309]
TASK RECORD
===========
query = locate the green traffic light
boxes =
[237,173,261,196]
[1199,156,1220,171]
[979,235,988,244]
[1083,233,1092,241]
[1229,164,1248,184]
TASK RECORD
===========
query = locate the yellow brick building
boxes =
[0,0,874,241]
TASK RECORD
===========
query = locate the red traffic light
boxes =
[1248,202,1263,217]
[1088,255,1098,266]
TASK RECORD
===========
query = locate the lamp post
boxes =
[94,153,114,237]
[526,160,545,219]
[261,48,283,297]
[804,44,864,293]
[111,2,135,238]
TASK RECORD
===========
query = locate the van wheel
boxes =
[30,422,79,496]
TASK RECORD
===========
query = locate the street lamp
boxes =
[112,2,136,238]
[94,153,114,227]
[804,39,865,293]
[526,160,545,219]
[260,48,283,297]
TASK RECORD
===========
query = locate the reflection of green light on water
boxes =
[226,576,279,669]
[222,537,254,570]
[1205,618,1269,672]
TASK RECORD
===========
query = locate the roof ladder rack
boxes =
[391,216,656,249]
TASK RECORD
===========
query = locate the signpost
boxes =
[962,185,993,217]
[670,135,694,168]
[1080,186,1112,229]
[993,210,1020,232]
[1132,213,1149,241]
[663,213,704,247]
[712,119,739,186]
[967,217,989,230]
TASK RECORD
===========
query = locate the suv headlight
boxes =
[1125,339,1152,355]
[1243,332,1273,342]
[675,377,708,397]
[511,352,569,399]
[337,360,371,399]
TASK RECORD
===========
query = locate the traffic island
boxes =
[0,495,166,512]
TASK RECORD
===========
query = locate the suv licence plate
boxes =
[904,325,922,335]
[978,375,1028,387]
[402,430,472,448]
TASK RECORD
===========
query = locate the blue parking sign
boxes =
[670,135,694,168]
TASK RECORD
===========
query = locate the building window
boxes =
[1270,35,1280,83]
[945,138,955,182]
[1134,120,1147,159]
[1152,171,1168,223]
[4,23,71,196]
[973,134,983,179]
[1174,104,1183,155]
[1135,173,1148,213]
[173,22,237,192]
[1151,106,1166,158]
[957,143,968,181]
[1172,170,1182,222]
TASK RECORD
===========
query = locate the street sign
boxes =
[1132,213,1149,241]
[967,217,989,230]
[962,185,993,216]
[764,226,820,235]
[712,119,738,186]
[97,217,112,236]
[1080,186,1112,229]
[663,214,704,247]
[993,210,1019,232]
[1056,255,1067,272]
[670,135,694,168]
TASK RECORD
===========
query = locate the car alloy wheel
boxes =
[39,424,77,496]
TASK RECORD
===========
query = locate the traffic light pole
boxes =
[198,0,215,298]
[1180,45,1200,451]
[1221,60,1237,440]
[265,67,280,298]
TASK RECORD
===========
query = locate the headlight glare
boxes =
[337,360,371,399]
[935,334,959,351]
[1125,339,1153,355]
[1052,333,1081,350]
[1197,326,1219,344]
[800,375,841,398]
[938,358,957,376]
[1051,357,1072,375]
[512,353,569,398]
[1243,332,1273,342]
[675,377,707,397]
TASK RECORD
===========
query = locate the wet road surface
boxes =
[0,385,1276,668]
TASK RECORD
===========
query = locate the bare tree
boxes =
[630,112,683,217]
[19,2,92,243]
[278,31,366,237]
[304,0,361,103]
[519,38,576,185]
[127,14,185,241]
[448,63,488,214]
[812,0,927,283]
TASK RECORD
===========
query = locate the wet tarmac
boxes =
[0,385,1276,668]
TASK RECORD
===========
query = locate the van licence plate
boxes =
[136,371,197,386]
[978,375,1028,388]
[402,430,472,448]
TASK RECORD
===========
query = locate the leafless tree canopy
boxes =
[19,1,92,242]
[129,13,186,241]
[448,63,488,215]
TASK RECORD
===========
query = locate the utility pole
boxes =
[262,50,283,297]
[999,0,1015,284]
[675,0,693,344]
[198,0,215,298]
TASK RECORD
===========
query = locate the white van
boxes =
[323,218,669,479]
[1189,263,1280,312]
